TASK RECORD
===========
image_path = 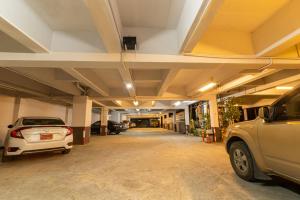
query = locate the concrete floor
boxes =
[0,129,299,200]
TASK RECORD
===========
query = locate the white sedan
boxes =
[2,117,73,162]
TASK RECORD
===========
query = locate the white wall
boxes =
[18,98,68,120]
[0,96,71,146]
[92,111,100,124]
[110,111,121,123]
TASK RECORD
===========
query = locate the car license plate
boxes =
[40,134,53,140]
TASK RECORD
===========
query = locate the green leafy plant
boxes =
[203,113,211,130]
[222,97,241,126]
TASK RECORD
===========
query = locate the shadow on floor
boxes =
[259,176,300,195]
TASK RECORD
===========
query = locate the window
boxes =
[22,118,65,126]
[272,93,300,121]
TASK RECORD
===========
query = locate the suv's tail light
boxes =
[10,129,24,139]
[66,127,73,136]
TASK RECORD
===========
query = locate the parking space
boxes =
[0,129,299,200]
[1,0,300,199]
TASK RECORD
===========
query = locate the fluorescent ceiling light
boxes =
[133,101,139,106]
[126,83,133,89]
[183,101,197,104]
[199,82,217,92]
[276,86,294,90]
[174,101,181,106]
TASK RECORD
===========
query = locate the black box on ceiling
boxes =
[123,36,137,50]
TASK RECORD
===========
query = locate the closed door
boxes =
[258,92,300,180]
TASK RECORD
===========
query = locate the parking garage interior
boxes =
[0,0,300,199]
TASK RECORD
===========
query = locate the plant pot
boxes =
[205,129,214,143]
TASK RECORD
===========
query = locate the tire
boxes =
[229,141,255,182]
[115,131,120,135]
[62,149,71,154]
[1,150,13,162]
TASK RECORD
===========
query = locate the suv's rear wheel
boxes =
[229,141,255,181]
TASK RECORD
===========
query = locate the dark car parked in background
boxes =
[91,120,123,135]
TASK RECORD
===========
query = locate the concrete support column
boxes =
[72,96,92,145]
[243,108,248,121]
[100,107,109,136]
[12,97,21,122]
[173,111,176,131]
[208,95,221,142]
[184,106,190,133]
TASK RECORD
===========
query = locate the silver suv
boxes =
[225,88,300,184]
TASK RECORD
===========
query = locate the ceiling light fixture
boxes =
[174,101,181,106]
[133,101,139,106]
[199,82,217,92]
[116,100,122,105]
[183,101,197,104]
[276,86,294,90]
[126,83,133,89]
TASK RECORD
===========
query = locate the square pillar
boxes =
[72,96,92,145]
[172,111,176,131]
[184,106,190,133]
[208,95,221,142]
[100,107,109,136]
[243,108,248,121]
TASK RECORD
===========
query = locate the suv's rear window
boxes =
[22,118,65,126]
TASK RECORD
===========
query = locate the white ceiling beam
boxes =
[2,52,300,69]
[7,68,81,96]
[216,69,281,94]
[188,68,280,97]
[107,106,186,110]
[63,68,109,97]
[118,64,136,97]
[93,100,106,107]
[157,68,180,96]
[84,0,121,53]
[253,0,300,57]
[180,0,223,53]
[0,0,52,52]
[0,17,48,53]
[93,96,193,101]
[124,53,271,69]
[91,0,136,97]
[0,81,72,105]
[0,52,120,68]
[227,74,300,98]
